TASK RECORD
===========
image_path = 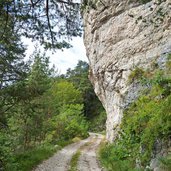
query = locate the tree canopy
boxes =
[0,0,82,49]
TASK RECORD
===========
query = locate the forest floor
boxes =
[33,133,105,171]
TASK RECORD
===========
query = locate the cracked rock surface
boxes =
[83,0,171,142]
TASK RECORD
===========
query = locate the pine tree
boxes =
[0,0,82,49]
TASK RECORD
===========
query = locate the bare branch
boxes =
[30,0,34,7]
[46,0,54,46]
[56,0,79,6]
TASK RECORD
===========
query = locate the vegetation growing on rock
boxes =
[99,54,171,170]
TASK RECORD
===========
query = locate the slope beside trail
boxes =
[33,133,104,171]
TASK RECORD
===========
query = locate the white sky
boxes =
[24,37,88,74]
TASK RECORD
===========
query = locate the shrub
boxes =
[128,67,145,84]
[89,110,106,132]
[48,104,89,143]
[99,55,171,170]
[159,154,171,171]
[6,144,60,171]
[99,143,143,171]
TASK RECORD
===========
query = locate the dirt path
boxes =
[33,133,104,171]
[77,133,105,171]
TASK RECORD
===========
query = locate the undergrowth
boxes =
[6,144,61,171]
[99,54,171,170]
[159,154,171,171]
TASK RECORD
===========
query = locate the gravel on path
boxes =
[77,133,105,171]
[33,133,104,171]
[33,137,91,171]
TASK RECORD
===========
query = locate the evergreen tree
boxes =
[65,60,105,119]
[0,10,27,131]
[0,0,82,49]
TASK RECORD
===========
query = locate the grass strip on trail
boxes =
[68,150,81,171]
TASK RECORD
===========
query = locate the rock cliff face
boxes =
[83,0,171,142]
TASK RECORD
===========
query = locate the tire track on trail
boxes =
[77,133,105,171]
[33,133,104,171]
[33,138,91,171]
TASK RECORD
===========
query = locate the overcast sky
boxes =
[24,37,88,74]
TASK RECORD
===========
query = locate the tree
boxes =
[49,80,83,113]
[0,5,28,128]
[47,104,89,143]
[11,52,54,149]
[65,60,105,119]
[0,0,82,125]
[0,51,53,169]
[0,0,82,49]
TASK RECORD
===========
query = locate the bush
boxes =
[159,154,171,171]
[128,67,145,84]
[99,143,142,171]
[99,56,171,170]
[6,144,60,171]
[48,104,89,144]
[0,131,13,170]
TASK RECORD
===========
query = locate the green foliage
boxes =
[166,54,171,75]
[81,0,152,13]
[27,51,52,95]
[0,9,26,88]
[6,144,60,171]
[0,0,82,49]
[0,58,103,170]
[81,0,98,12]
[99,143,142,171]
[0,54,89,169]
[139,0,152,4]
[0,0,105,169]
[89,110,106,132]
[50,80,83,109]
[0,130,13,170]
[129,0,152,4]
[48,104,89,143]
[64,60,106,129]
[99,56,171,170]
[128,67,145,84]
[159,154,171,171]
[69,150,81,171]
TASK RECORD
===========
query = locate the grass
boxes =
[72,137,82,143]
[159,154,171,171]
[6,144,61,171]
[98,142,144,171]
[68,139,94,171]
[7,137,85,171]
[56,139,73,147]
[128,67,145,84]
[98,56,171,171]
[68,150,81,171]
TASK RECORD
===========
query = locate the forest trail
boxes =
[77,133,105,171]
[33,133,105,171]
